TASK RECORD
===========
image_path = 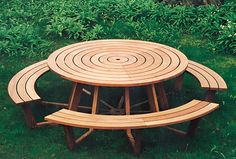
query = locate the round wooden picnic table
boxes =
[48,39,188,87]
[47,39,189,154]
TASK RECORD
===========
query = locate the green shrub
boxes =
[0,0,235,57]
[0,24,51,57]
[217,20,236,54]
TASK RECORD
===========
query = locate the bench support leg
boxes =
[187,118,201,137]
[164,126,187,136]
[75,86,99,144]
[174,75,184,91]
[22,105,36,129]
[126,129,141,155]
[75,128,93,144]
[156,83,169,110]
[64,126,76,150]
[65,86,100,150]
[205,90,216,102]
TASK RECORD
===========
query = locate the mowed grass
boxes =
[0,36,236,159]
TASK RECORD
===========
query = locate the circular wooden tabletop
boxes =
[48,39,188,87]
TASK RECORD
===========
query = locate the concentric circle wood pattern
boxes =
[48,39,188,86]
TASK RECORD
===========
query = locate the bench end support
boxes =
[64,126,76,150]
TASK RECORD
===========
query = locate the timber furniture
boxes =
[8,39,226,155]
[175,60,227,102]
[46,39,191,154]
[45,40,223,154]
[8,60,50,128]
[47,39,189,110]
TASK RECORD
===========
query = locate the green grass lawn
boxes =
[0,36,236,159]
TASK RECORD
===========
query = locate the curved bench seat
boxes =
[45,100,218,130]
[187,60,227,90]
[8,60,49,104]
[175,60,227,102]
[8,60,50,128]
[45,99,218,154]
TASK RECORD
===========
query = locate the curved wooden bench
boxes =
[45,99,219,152]
[175,60,227,101]
[8,60,50,128]
[187,60,227,90]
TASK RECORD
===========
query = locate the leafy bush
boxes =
[0,24,51,57]
[0,0,235,57]
[217,20,236,54]
[0,0,51,57]
[42,0,235,55]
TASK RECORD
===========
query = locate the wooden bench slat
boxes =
[8,78,23,104]
[45,115,145,130]
[192,61,227,89]
[187,63,218,89]
[186,67,210,88]
[26,66,49,101]
[142,101,209,122]
[17,63,48,102]
[8,61,44,104]
[145,103,218,127]
[51,102,206,126]
[54,100,209,122]
[8,60,49,104]
[55,100,202,120]
[45,100,219,130]
[53,112,144,123]
[187,61,227,90]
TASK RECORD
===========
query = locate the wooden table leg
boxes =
[146,84,159,112]
[63,83,82,149]
[156,83,169,110]
[68,83,83,111]
[125,87,141,155]
[75,86,100,145]
[125,88,130,115]
[91,86,100,114]
[174,74,184,91]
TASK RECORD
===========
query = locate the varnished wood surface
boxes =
[187,60,227,90]
[146,84,159,112]
[8,60,49,104]
[48,39,188,87]
[45,100,219,130]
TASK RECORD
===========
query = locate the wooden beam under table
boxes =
[156,83,169,110]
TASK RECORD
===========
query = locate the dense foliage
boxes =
[0,0,235,56]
